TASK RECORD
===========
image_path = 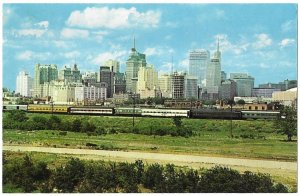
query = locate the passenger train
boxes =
[3,104,280,120]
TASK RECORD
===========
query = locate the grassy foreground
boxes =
[3,129,296,161]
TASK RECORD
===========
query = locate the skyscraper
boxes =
[34,64,58,98]
[204,38,221,100]
[184,75,198,99]
[104,59,120,73]
[188,49,210,87]
[206,39,221,88]
[171,72,185,99]
[230,73,255,97]
[16,71,33,97]
[158,74,172,98]
[99,66,114,98]
[125,38,147,93]
[58,64,82,83]
[137,64,159,98]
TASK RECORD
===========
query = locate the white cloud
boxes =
[61,28,89,39]
[66,6,161,29]
[178,59,189,72]
[166,22,178,28]
[212,34,249,54]
[281,20,296,32]
[91,51,127,65]
[259,63,270,69]
[215,9,226,20]
[16,50,51,61]
[53,40,69,48]
[144,48,163,56]
[252,33,272,49]
[18,29,47,38]
[279,38,295,48]
[165,35,172,40]
[64,51,80,59]
[16,50,33,61]
[35,21,49,29]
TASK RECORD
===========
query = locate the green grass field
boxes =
[3,114,297,161]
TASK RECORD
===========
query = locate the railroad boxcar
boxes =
[27,104,69,114]
[241,110,280,120]
[141,108,190,118]
[190,109,242,120]
[69,107,114,115]
[114,107,142,116]
[3,104,28,111]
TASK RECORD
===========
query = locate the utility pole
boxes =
[230,99,233,138]
[132,93,135,128]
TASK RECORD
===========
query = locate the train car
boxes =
[3,104,28,111]
[114,107,142,116]
[190,109,242,120]
[141,108,190,118]
[27,104,69,114]
[69,107,114,115]
[241,110,280,120]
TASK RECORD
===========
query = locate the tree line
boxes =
[3,154,288,193]
[3,110,192,137]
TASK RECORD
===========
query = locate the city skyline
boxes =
[3,3,297,90]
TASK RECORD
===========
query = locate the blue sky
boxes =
[3,3,298,90]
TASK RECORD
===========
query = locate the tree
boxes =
[173,116,182,128]
[53,158,85,193]
[72,119,82,132]
[142,163,165,191]
[275,106,297,141]
[48,115,61,130]
[81,121,96,133]
[237,99,246,105]
[7,110,28,122]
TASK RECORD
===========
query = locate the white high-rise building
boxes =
[158,74,172,98]
[104,59,120,73]
[137,64,159,98]
[188,49,210,87]
[16,71,33,97]
[206,39,221,88]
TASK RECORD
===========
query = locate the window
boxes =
[255,106,258,110]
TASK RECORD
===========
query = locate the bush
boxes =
[81,121,96,133]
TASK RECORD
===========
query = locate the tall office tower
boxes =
[206,39,221,88]
[230,73,255,97]
[188,49,210,87]
[58,64,82,83]
[184,75,198,99]
[114,72,126,94]
[99,66,114,98]
[104,59,120,73]
[220,79,237,100]
[82,72,97,86]
[171,72,185,99]
[204,39,221,100]
[221,71,227,82]
[137,64,159,98]
[34,64,58,98]
[158,74,172,98]
[16,71,33,97]
[125,38,147,93]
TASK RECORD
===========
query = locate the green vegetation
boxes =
[275,106,297,141]
[3,154,288,193]
[3,112,297,161]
